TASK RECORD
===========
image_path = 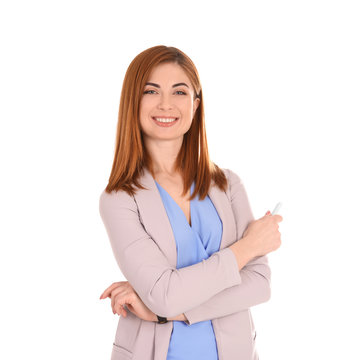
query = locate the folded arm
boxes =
[99,182,242,319]
[182,169,271,325]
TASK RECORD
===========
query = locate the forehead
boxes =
[147,63,192,87]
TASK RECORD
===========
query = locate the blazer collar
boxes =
[133,166,237,268]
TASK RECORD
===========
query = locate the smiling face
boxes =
[139,62,200,143]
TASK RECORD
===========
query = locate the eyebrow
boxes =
[145,82,189,88]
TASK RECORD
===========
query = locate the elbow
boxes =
[244,266,272,305]
[252,275,271,306]
[247,262,272,303]
[257,271,271,303]
[262,267,272,302]
[255,263,271,303]
[263,278,271,302]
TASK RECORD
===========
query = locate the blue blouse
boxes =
[155,180,223,360]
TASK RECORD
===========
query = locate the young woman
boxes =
[99,45,282,360]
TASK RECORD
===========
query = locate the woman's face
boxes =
[139,62,200,143]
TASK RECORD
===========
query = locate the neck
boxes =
[144,136,183,176]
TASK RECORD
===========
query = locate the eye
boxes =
[175,90,186,95]
[143,89,156,94]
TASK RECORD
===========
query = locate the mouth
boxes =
[152,116,179,123]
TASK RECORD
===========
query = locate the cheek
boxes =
[139,103,151,123]
[140,96,153,108]
[139,99,147,113]
[181,99,194,115]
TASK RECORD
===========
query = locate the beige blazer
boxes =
[99,166,271,360]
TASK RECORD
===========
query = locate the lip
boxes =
[152,116,178,119]
[152,116,179,127]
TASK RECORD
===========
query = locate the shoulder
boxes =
[99,188,137,216]
[221,167,243,186]
[219,167,246,202]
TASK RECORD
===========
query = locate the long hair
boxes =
[104,45,228,200]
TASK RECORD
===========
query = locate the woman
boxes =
[98,45,282,360]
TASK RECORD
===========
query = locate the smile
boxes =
[152,117,178,123]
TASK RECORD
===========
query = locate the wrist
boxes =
[229,236,255,270]
[241,235,258,259]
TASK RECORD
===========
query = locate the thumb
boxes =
[265,210,271,216]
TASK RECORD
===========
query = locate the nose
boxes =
[157,93,173,110]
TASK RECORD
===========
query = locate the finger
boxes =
[100,281,126,299]
[110,287,127,308]
[112,301,118,315]
[115,296,131,316]
[120,305,127,317]
[111,294,118,314]
[110,285,136,309]
[112,291,127,315]
[100,292,108,300]
[100,283,117,299]
[114,303,125,316]
[273,214,283,222]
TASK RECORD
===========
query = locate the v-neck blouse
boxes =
[155,180,223,360]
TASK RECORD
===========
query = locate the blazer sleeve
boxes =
[99,187,242,318]
[183,168,271,325]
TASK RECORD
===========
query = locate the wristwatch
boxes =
[156,315,168,324]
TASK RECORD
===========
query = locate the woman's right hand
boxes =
[243,211,283,257]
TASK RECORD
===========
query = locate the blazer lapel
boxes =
[133,167,237,269]
[133,167,178,267]
[207,176,238,250]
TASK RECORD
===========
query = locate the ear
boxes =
[193,97,200,116]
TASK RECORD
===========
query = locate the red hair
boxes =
[104,45,228,200]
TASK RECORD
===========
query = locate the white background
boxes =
[1,0,339,359]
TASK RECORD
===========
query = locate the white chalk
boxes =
[271,202,282,215]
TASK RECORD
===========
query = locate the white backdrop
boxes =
[1,0,339,359]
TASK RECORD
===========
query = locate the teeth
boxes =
[154,117,177,123]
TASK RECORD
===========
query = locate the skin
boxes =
[100,62,200,322]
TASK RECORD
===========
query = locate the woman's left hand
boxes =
[99,281,157,322]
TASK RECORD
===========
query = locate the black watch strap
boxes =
[156,315,168,324]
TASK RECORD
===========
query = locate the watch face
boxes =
[157,315,167,323]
